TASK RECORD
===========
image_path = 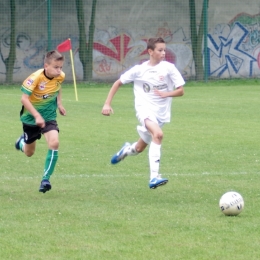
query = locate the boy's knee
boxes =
[25,150,34,157]
[136,145,144,153]
[49,140,59,150]
[154,131,163,142]
[135,140,148,153]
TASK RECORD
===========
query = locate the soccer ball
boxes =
[219,191,244,216]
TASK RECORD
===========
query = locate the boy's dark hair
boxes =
[147,37,165,50]
[44,50,64,64]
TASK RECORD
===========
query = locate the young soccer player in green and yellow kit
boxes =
[15,50,66,193]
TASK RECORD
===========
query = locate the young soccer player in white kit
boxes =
[102,37,185,189]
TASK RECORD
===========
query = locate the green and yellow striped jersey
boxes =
[20,69,65,125]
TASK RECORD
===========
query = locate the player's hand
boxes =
[35,115,45,128]
[101,104,114,116]
[154,89,169,98]
[58,105,66,116]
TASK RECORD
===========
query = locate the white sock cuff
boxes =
[131,142,137,152]
[125,142,138,156]
[150,142,161,150]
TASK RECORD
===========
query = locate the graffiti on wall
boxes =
[0,28,49,78]
[207,13,260,78]
[1,12,260,81]
[0,22,192,81]
[75,24,192,79]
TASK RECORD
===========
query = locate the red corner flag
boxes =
[56,38,78,101]
[57,39,71,52]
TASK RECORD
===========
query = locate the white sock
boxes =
[125,142,138,156]
[149,142,161,180]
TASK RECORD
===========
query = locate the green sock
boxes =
[42,150,58,180]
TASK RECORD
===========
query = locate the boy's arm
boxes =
[57,89,66,116]
[154,85,184,98]
[21,93,46,128]
[102,79,123,116]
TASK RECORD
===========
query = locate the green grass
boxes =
[1,80,260,259]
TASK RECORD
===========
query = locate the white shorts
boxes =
[136,111,164,144]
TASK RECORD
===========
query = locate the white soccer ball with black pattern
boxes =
[219,191,244,216]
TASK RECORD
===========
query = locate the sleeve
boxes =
[21,72,41,95]
[168,63,185,88]
[119,65,138,84]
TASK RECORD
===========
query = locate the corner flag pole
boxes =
[57,38,78,101]
[69,41,78,101]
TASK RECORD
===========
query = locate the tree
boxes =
[189,0,209,80]
[5,0,16,83]
[76,0,97,81]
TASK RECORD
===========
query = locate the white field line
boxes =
[1,171,256,181]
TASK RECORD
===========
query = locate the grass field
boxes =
[1,80,260,259]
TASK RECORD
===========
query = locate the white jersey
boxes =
[120,60,185,123]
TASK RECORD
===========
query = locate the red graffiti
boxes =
[94,34,132,62]
[93,34,176,65]
[156,23,173,42]
[257,52,260,69]
[98,58,111,73]
[165,48,176,64]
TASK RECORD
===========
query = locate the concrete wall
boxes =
[0,0,260,82]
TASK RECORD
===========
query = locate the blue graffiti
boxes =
[23,38,47,70]
[208,22,257,77]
